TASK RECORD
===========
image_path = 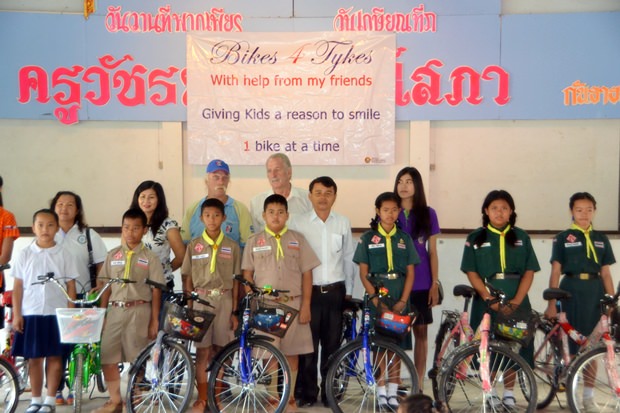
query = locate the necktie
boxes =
[571,223,598,264]
[202,230,225,273]
[377,224,398,272]
[487,224,511,272]
[264,226,288,260]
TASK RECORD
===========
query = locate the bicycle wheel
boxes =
[325,336,419,413]
[126,337,194,413]
[69,351,84,413]
[566,344,620,413]
[13,357,28,394]
[532,322,560,409]
[430,316,458,400]
[437,341,537,413]
[95,371,106,393]
[207,338,291,413]
[0,357,19,413]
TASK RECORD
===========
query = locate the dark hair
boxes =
[0,175,3,207]
[122,208,147,227]
[370,192,401,230]
[309,176,337,193]
[32,208,59,225]
[263,194,288,212]
[50,191,87,231]
[201,198,226,215]
[394,166,431,239]
[474,189,518,247]
[129,181,169,237]
[569,192,597,210]
[400,394,445,413]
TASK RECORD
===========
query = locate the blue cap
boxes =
[206,159,230,174]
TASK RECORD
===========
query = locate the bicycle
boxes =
[324,286,419,413]
[436,283,538,413]
[33,272,134,413]
[207,275,296,413]
[428,284,476,400]
[532,284,620,412]
[0,263,19,413]
[126,279,215,413]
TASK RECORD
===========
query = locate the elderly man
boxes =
[250,153,312,232]
[180,159,252,247]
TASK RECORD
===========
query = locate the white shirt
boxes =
[289,210,356,295]
[55,224,108,293]
[250,186,312,233]
[13,242,79,316]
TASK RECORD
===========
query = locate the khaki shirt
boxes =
[99,243,166,302]
[181,234,241,290]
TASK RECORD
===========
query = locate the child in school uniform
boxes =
[12,209,79,413]
[242,194,320,410]
[93,208,166,413]
[181,198,241,413]
[353,192,419,410]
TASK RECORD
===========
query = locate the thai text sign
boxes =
[186,32,395,165]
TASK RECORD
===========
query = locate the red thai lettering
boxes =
[52,65,84,105]
[18,66,50,104]
[83,65,111,106]
[482,66,510,105]
[113,64,148,106]
[411,59,444,105]
[445,66,482,106]
[333,5,434,33]
[148,67,180,106]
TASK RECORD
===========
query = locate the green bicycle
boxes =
[34,273,133,413]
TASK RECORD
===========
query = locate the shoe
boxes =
[66,393,74,405]
[485,394,502,409]
[502,395,516,410]
[38,405,56,413]
[92,400,123,413]
[191,399,207,413]
[25,404,42,413]
[55,391,66,406]
[296,398,315,407]
[377,394,389,409]
[387,395,399,409]
[583,397,598,413]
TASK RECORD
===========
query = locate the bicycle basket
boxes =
[375,310,414,340]
[251,299,298,338]
[56,308,106,344]
[494,305,537,346]
[163,301,215,342]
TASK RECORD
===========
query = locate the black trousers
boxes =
[295,282,345,402]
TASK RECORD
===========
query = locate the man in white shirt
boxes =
[288,176,356,407]
[250,153,312,232]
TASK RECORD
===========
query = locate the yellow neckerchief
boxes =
[377,224,398,272]
[202,230,225,273]
[123,244,143,287]
[264,226,288,260]
[486,224,511,272]
[571,223,599,264]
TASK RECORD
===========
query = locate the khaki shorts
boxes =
[195,292,234,349]
[256,297,313,356]
[100,304,152,364]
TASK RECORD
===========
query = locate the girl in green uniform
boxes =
[544,192,615,412]
[354,192,419,409]
[460,190,540,409]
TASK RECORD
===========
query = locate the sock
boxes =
[31,397,42,405]
[197,382,208,401]
[44,396,56,406]
[504,390,514,399]
[387,382,399,397]
[377,386,387,397]
[583,387,594,399]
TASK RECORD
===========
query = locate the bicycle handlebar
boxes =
[144,278,213,308]
[33,272,135,306]
[0,263,10,272]
[234,274,289,297]
[484,282,507,306]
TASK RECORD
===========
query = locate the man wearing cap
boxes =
[180,159,253,248]
[250,153,312,232]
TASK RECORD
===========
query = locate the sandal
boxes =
[377,394,389,409]
[38,404,56,413]
[502,395,516,408]
[25,404,42,413]
[387,395,400,408]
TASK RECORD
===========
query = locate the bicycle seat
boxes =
[542,288,572,301]
[343,298,363,312]
[453,285,475,298]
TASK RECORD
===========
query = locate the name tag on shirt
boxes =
[253,246,272,252]
[565,242,582,248]
[594,241,605,248]
[368,243,385,249]
[474,242,491,250]
[137,258,149,268]
[515,240,523,246]
[111,260,125,266]
[397,243,406,249]
[192,253,210,260]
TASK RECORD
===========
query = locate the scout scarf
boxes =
[123,244,144,286]
[202,230,225,273]
[487,224,511,272]
[377,224,398,271]
[570,223,598,263]
[264,226,288,260]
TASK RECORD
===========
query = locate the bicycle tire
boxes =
[532,322,560,409]
[71,352,84,413]
[566,344,620,413]
[207,338,291,413]
[437,341,537,413]
[95,371,106,393]
[325,336,419,413]
[430,317,458,400]
[0,357,19,413]
[125,337,194,413]
[13,357,28,394]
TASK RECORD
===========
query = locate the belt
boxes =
[273,294,301,303]
[369,273,402,280]
[490,273,521,280]
[195,287,231,298]
[312,281,345,294]
[108,300,150,308]
[566,273,600,280]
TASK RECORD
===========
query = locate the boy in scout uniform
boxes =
[182,198,241,413]
[93,208,165,413]
[242,194,320,410]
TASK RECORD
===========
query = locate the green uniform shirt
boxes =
[353,228,420,272]
[551,228,616,273]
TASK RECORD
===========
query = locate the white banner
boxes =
[186,32,395,165]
